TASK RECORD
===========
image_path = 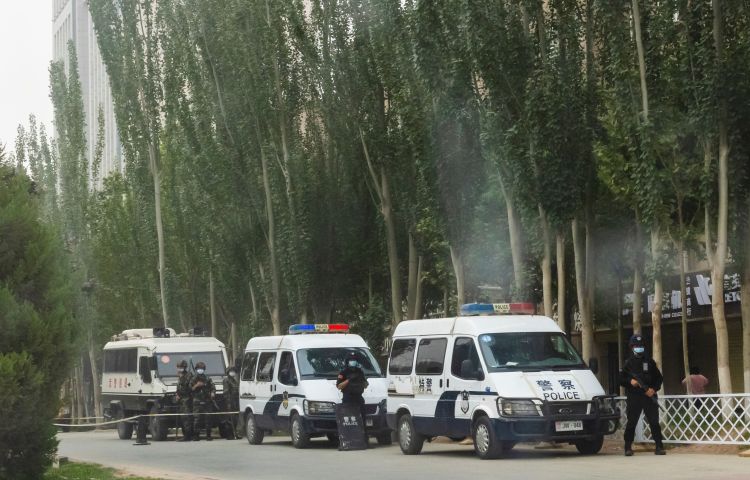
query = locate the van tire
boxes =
[245,412,265,445]
[472,416,503,459]
[116,410,133,440]
[575,435,604,455]
[397,414,424,455]
[290,414,310,449]
[149,406,168,441]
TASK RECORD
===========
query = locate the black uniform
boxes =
[337,365,368,415]
[620,354,664,448]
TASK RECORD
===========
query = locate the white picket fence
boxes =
[613,394,750,445]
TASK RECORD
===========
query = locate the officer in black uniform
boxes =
[620,334,665,456]
[337,351,369,419]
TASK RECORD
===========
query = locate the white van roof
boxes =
[392,315,563,338]
[103,336,226,353]
[244,333,368,352]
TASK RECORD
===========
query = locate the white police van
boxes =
[386,303,619,459]
[239,324,391,448]
[102,327,231,440]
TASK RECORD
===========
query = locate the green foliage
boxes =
[45,462,165,480]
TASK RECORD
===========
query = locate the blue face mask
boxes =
[633,347,645,355]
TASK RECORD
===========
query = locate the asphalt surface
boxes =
[57,431,749,480]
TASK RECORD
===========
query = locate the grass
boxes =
[45,462,166,480]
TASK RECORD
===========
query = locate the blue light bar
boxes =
[288,323,350,334]
[289,324,316,334]
[460,303,536,316]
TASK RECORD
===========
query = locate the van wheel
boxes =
[376,432,393,445]
[397,414,424,455]
[472,416,503,459]
[149,406,168,441]
[575,435,603,455]
[245,412,264,445]
[290,414,310,449]
[116,410,133,440]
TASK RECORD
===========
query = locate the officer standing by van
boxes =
[620,334,665,456]
[175,359,193,441]
[337,351,369,416]
[191,361,216,441]
[223,366,242,438]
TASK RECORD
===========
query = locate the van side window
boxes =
[451,337,482,379]
[241,352,259,381]
[257,352,277,382]
[389,339,416,375]
[415,338,447,375]
[278,351,298,385]
[103,348,138,373]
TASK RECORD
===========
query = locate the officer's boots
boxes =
[654,443,666,455]
[206,429,213,441]
[624,442,634,456]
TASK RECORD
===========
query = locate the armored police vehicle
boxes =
[386,303,620,459]
[239,324,391,448]
[102,327,231,440]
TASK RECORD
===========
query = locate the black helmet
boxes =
[195,361,206,370]
[628,334,644,347]
[177,360,188,368]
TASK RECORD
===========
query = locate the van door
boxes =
[388,338,417,398]
[413,337,448,436]
[239,351,259,413]
[447,337,486,437]
[276,351,301,428]
[254,351,278,430]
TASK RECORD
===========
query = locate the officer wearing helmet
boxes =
[223,366,242,438]
[174,359,193,441]
[337,351,369,406]
[619,334,665,456]
[190,361,216,440]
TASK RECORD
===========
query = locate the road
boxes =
[57,431,748,480]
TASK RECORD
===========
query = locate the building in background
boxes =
[52,0,122,187]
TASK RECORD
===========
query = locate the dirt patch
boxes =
[602,439,745,456]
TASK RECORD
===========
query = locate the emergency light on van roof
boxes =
[288,323,350,334]
[460,303,536,316]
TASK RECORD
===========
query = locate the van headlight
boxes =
[497,398,542,417]
[304,400,336,416]
[594,396,618,415]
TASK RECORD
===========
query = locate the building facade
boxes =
[52,0,122,187]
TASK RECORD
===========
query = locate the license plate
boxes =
[555,420,583,432]
[366,418,373,427]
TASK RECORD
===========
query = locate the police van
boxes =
[239,324,391,448]
[102,327,231,440]
[386,303,620,459]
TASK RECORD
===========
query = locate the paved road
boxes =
[57,431,748,480]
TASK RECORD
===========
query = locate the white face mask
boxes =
[229,371,236,377]
[177,368,185,373]
[633,347,645,355]
[347,360,358,368]
[196,369,205,375]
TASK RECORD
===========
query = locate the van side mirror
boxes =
[476,370,485,381]
[588,357,599,375]
[139,357,152,384]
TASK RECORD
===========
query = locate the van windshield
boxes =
[297,348,383,379]
[155,351,226,377]
[478,333,585,371]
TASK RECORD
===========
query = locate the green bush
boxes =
[0,166,75,480]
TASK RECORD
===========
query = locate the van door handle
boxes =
[446,379,449,388]
[439,379,443,388]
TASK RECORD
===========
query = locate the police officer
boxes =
[336,351,369,418]
[191,361,216,441]
[620,334,665,456]
[174,359,193,441]
[223,366,242,439]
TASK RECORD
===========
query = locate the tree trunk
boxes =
[556,232,566,332]
[230,321,237,366]
[633,215,644,334]
[631,0,649,120]
[572,217,593,362]
[680,246,691,394]
[450,245,466,309]
[506,198,526,299]
[443,285,449,318]
[742,227,750,394]
[407,232,418,320]
[260,144,281,335]
[88,337,102,425]
[415,256,424,320]
[650,228,663,377]
[76,362,85,423]
[249,279,259,329]
[149,142,169,328]
[209,266,217,337]
[540,207,553,317]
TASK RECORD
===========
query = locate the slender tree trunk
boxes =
[742,224,750,394]
[88,337,102,424]
[149,143,169,328]
[209,266,217,337]
[249,279,259,329]
[443,285,449,318]
[540,207,553,317]
[572,217,593,362]
[415,256,424,320]
[633,215,644,334]
[230,321,237,366]
[260,144,281,335]
[632,0,649,119]
[506,199,526,299]
[680,246,692,394]
[76,363,85,423]
[556,232,566,332]
[450,245,466,308]
[651,228,663,376]
[407,232,418,320]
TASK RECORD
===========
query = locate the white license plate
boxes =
[555,420,583,432]
[366,418,373,427]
